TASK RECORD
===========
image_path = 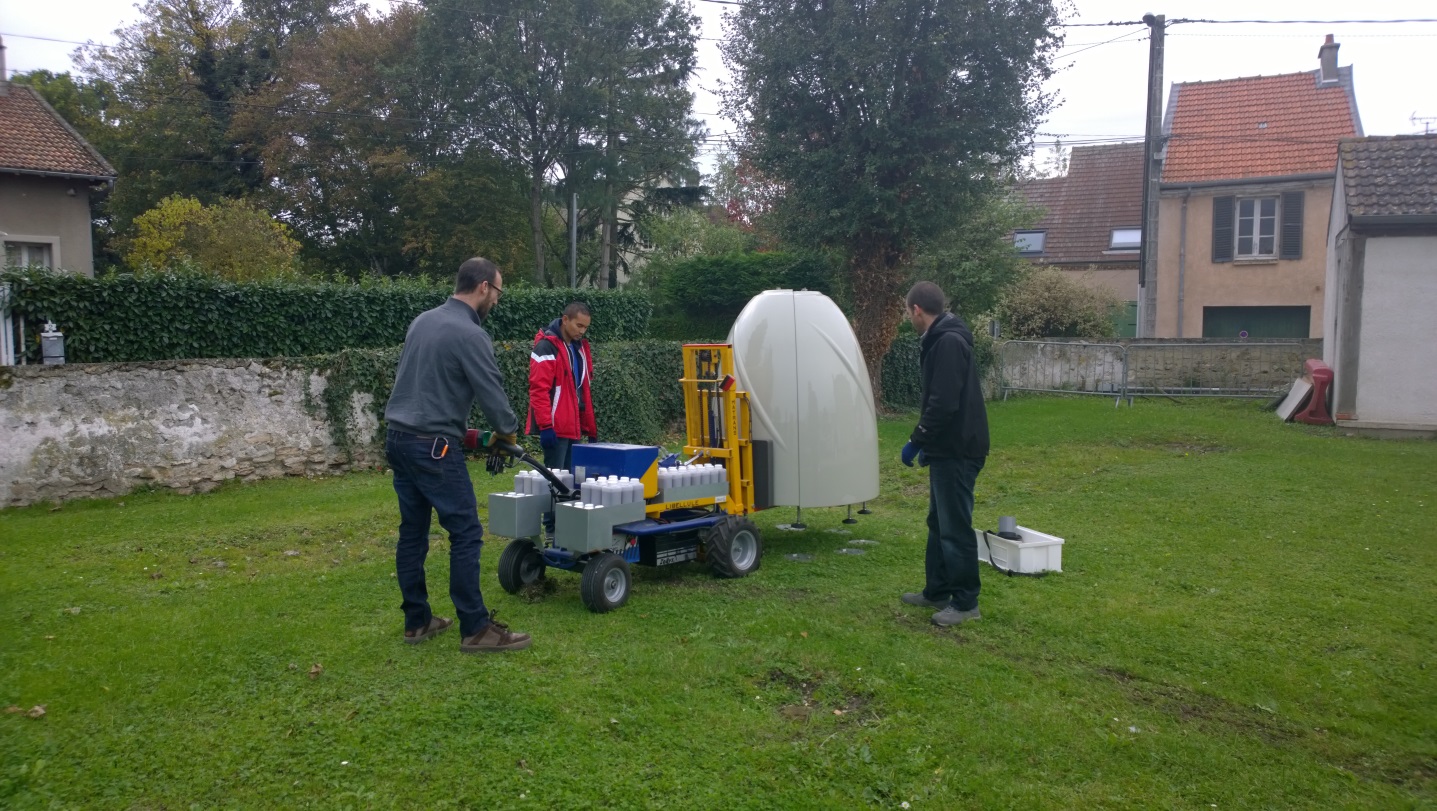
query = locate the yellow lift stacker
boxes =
[486,344,771,613]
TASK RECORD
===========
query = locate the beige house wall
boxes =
[0,174,96,276]
[1154,178,1333,338]
[1055,265,1138,302]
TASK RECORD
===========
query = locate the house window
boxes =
[1235,197,1278,258]
[1212,192,1304,263]
[4,242,53,269]
[1109,228,1141,250]
[1014,230,1046,255]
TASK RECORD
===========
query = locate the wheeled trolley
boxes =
[488,344,768,612]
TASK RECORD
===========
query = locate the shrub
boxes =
[125,196,303,281]
[996,268,1121,340]
[650,251,838,340]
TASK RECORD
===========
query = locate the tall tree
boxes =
[722,0,1062,385]
[76,0,356,233]
[414,0,700,285]
[234,8,531,276]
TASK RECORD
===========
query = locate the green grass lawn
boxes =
[1,397,1433,809]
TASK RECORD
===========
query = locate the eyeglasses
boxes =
[487,281,504,297]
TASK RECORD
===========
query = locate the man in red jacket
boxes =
[527,302,597,480]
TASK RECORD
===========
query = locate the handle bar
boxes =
[495,441,575,498]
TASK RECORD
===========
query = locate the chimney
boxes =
[1318,34,1340,85]
[0,35,8,96]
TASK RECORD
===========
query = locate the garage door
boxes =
[1202,306,1310,339]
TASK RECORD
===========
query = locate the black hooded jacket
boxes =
[909,312,989,459]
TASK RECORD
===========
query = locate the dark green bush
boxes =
[1,268,650,363]
[652,251,837,339]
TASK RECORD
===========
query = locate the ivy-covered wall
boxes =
[313,335,950,453]
[310,341,687,452]
[1,269,651,363]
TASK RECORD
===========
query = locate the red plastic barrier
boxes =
[1294,359,1334,426]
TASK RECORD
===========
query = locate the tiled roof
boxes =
[1016,142,1145,265]
[0,84,115,179]
[1339,134,1437,221]
[1162,69,1359,183]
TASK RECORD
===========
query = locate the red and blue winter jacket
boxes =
[526,318,597,441]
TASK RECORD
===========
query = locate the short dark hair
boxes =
[563,301,591,319]
[455,257,500,294]
[905,282,946,316]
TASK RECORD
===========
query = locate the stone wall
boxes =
[997,338,1322,395]
[0,359,380,508]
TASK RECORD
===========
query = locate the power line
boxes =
[1055,26,1148,58]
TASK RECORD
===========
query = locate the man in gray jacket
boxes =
[384,257,531,653]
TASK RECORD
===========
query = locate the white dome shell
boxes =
[728,290,880,508]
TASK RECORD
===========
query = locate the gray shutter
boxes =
[1280,191,1304,260]
[1212,196,1234,263]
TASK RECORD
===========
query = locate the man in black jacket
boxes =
[898,282,990,627]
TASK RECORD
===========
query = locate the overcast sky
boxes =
[5,0,1435,174]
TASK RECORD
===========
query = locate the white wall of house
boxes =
[0,175,96,276]
[1353,236,1437,426]
[1322,170,1350,406]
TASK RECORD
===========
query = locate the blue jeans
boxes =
[385,430,490,637]
[541,438,574,533]
[923,456,986,612]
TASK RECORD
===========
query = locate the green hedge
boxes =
[1,268,650,363]
[650,251,838,341]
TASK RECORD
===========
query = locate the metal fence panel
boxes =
[999,340,1128,404]
[1124,341,1308,399]
[996,339,1319,404]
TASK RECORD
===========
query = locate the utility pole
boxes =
[1137,13,1165,338]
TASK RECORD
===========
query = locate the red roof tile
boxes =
[1163,69,1358,183]
[1017,142,1145,265]
[0,84,115,179]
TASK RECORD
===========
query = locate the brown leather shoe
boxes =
[403,616,453,644]
[460,613,532,653]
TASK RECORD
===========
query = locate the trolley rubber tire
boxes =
[579,553,631,613]
[497,539,546,595]
[706,516,763,578]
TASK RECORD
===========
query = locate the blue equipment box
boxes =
[571,443,659,480]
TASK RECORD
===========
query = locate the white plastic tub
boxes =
[984,526,1063,574]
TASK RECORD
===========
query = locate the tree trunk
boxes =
[529,168,546,285]
[600,204,612,287]
[849,237,907,410]
[601,126,616,288]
